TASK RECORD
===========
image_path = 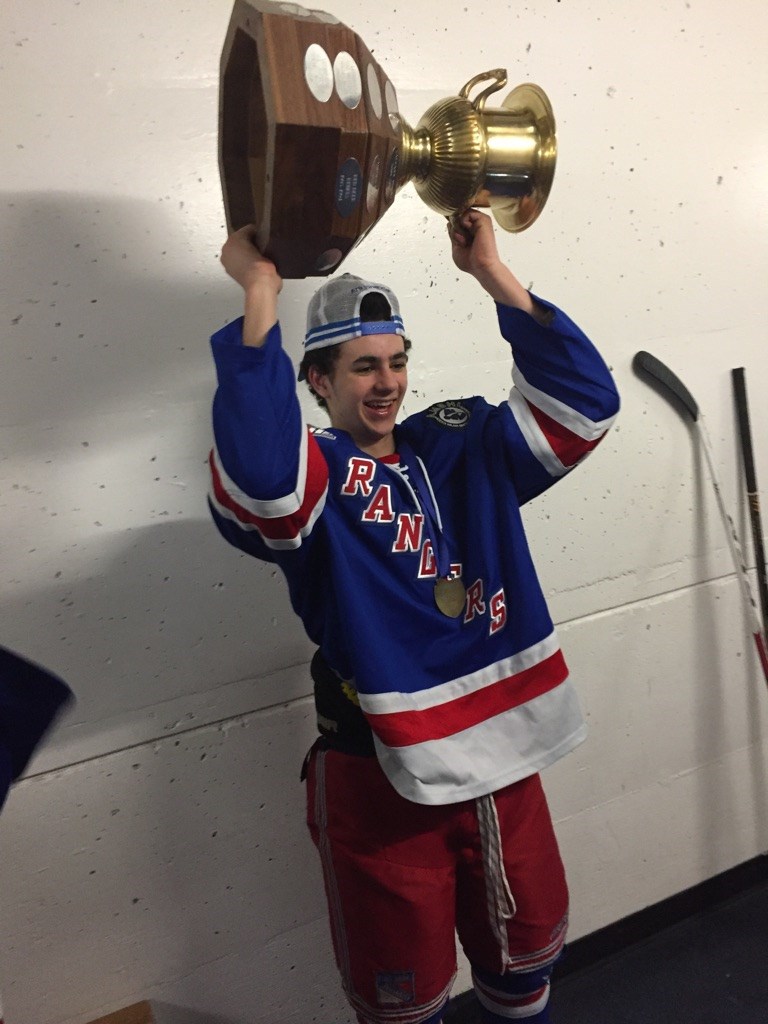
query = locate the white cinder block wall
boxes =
[1,1,767,1021]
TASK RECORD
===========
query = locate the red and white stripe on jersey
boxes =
[208,424,329,550]
[509,366,617,477]
[359,632,567,748]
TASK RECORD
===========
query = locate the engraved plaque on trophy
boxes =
[219,0,557,278]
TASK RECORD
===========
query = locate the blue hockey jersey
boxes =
[208,298,619,804]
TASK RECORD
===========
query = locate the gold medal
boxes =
[434,576,466,618]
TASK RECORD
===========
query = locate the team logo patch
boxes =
[426,400,471,429]
[376,971,416,1006]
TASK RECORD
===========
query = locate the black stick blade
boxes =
[633,350,700,423]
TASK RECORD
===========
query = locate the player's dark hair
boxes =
[300,291,411,409]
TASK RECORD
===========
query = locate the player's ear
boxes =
[307,364,330,399]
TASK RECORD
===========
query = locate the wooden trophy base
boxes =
[219,0,402,277]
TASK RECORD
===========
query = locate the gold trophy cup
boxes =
[219,0,556,277]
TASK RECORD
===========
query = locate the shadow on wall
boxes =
[0,681,330,1024]
[1,190,333,1018]
[4,191,230,435]
[2,192,313,765]
[4,517,313,766]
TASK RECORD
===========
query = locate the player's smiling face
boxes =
[308,334,408,458]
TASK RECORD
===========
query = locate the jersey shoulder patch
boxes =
[425,400,472,429]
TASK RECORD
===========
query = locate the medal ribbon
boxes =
[395,439,457,581]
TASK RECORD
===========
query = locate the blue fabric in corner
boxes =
[0,645,74,812]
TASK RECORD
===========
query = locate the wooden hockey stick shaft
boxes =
[634,351,768,686]
[731,367,768,633]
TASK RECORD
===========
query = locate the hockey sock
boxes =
[471,962,554,1022]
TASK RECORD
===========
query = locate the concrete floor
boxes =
[444,876,768,1024]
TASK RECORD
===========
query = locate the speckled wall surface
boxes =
[1,2,767,1022]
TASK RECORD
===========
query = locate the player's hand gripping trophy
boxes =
[219,0,557,278]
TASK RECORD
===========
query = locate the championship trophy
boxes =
[219,0,557,278]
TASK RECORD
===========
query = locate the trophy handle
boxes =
[458,68,508,113]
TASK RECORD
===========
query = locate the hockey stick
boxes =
[731,367,768,633]
[633,351,768,685]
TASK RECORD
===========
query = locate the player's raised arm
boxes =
[446,209,619,503]
[448,208,554,326]
[220,225,283,348]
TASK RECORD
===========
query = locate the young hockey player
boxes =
[208,209,620,1024]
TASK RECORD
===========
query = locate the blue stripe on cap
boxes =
[305,314,405,350]
[305,317,364,349]
[359,317,405,335]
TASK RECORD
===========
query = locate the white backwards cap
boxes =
[300,273,406,379]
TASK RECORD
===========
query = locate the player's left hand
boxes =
[448,209,503,279]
